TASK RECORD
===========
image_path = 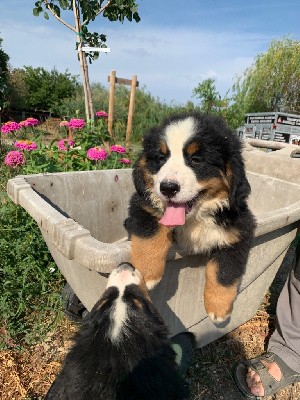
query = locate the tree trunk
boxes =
[73,0,94,123]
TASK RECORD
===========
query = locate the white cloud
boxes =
[1,20,271,103]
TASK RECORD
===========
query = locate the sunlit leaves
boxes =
[32,1,141,64]
[233,37,300,115]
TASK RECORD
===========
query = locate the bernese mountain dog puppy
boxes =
[45,263,189,400]
[125,112,256,324]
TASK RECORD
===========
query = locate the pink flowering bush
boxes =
[95,110,108,118]
[58,139,75,151]
[1,121,21,134]
[68,118,85,130]
[4,150,25,168]
[110,144,126,154]
[119,158,132,165]
[19,117,39,127]
[2,116,133,174]
[14,140,38,151]
[86,147,108,161]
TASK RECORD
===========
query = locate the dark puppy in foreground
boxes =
[125,112,256,323]
[45,263,189,400]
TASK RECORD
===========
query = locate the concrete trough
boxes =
[7,142,300,347]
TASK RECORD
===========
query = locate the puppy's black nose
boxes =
[117,262,135,272]
[160,181,180,198]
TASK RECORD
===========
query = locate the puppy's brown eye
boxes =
[191,155,202,164]
[157,154,166,162]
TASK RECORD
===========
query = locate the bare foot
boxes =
[245,360,282,397]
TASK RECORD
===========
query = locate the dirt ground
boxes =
[1,247,299,400]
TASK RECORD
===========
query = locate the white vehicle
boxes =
[237,112,300,145]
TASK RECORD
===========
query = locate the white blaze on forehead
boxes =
[164,116,196,153]
[155,116,201,203]
[107,267,142,342]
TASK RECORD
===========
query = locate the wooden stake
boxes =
[126,75,137,150]
[108,70,116,137]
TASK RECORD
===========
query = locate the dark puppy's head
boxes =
[133,112,250,219]
[45,263,189,400]
[94,262,166,345]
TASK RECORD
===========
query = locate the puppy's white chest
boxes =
[174,215,230,254]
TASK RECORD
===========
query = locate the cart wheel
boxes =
[62,283,88,322]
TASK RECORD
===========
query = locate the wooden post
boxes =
[107,71,139,146]
[108,70,116,137]
[126,75,138,150]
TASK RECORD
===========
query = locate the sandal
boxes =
[233,352,300,398]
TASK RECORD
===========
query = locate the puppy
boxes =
[125,112,256,323]
[45,263,189,400]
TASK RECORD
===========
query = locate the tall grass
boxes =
[57,83,198,143]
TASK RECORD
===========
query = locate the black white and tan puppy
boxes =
[45,262,189,400]
[125,112,256,324]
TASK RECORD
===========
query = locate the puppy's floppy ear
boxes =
[132,154,152,195]
[226,155,251,210]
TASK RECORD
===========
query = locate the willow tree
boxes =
[33,0,140,122]
[232,38,300,119]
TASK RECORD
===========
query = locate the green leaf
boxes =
[33,7,41,17]
[44,11,49,20]
[53,5,61,17]
[133,12,140,23]
[59,0,69,9]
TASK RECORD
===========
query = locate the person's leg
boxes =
[245,245,300,396]
[267,262,300,373]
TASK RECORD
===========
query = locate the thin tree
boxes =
[33,0,140,122]
[193,78,223,114]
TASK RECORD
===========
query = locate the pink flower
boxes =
[95,110,108,118]
[59,120,69,127]
[110,144,126,154]
[119,158,132,165]
[14,140,38,151]
[68,118,85,130]
[4,150,25,168]
[19,117,39,127]
[87,147,108,161]
[1,121,21,134]
[58,139,75,151]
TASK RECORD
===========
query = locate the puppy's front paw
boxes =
[145,278,161,290]
[204,290,234,324]
[207,310,231,324]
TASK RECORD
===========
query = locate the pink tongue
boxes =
[159,203,186,227]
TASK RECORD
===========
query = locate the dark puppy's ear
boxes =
[132,154,152,196]
[226,154,251,210]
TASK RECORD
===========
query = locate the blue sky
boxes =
[1,0,299,104]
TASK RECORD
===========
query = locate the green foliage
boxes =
[6,68,29,111]
[0,144,64,348]
[57,83,197,142]
[193,78,223,114]
[10,66,79,112]
[0,199,64,348]
[232,37,300,122]
[0,36,10,111]
[0,119,134,348]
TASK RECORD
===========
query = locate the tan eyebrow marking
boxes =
[159,140,168,155]
[186,141,200,155]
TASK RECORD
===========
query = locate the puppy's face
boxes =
[141,115,231,224]
[96,263,154,343]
